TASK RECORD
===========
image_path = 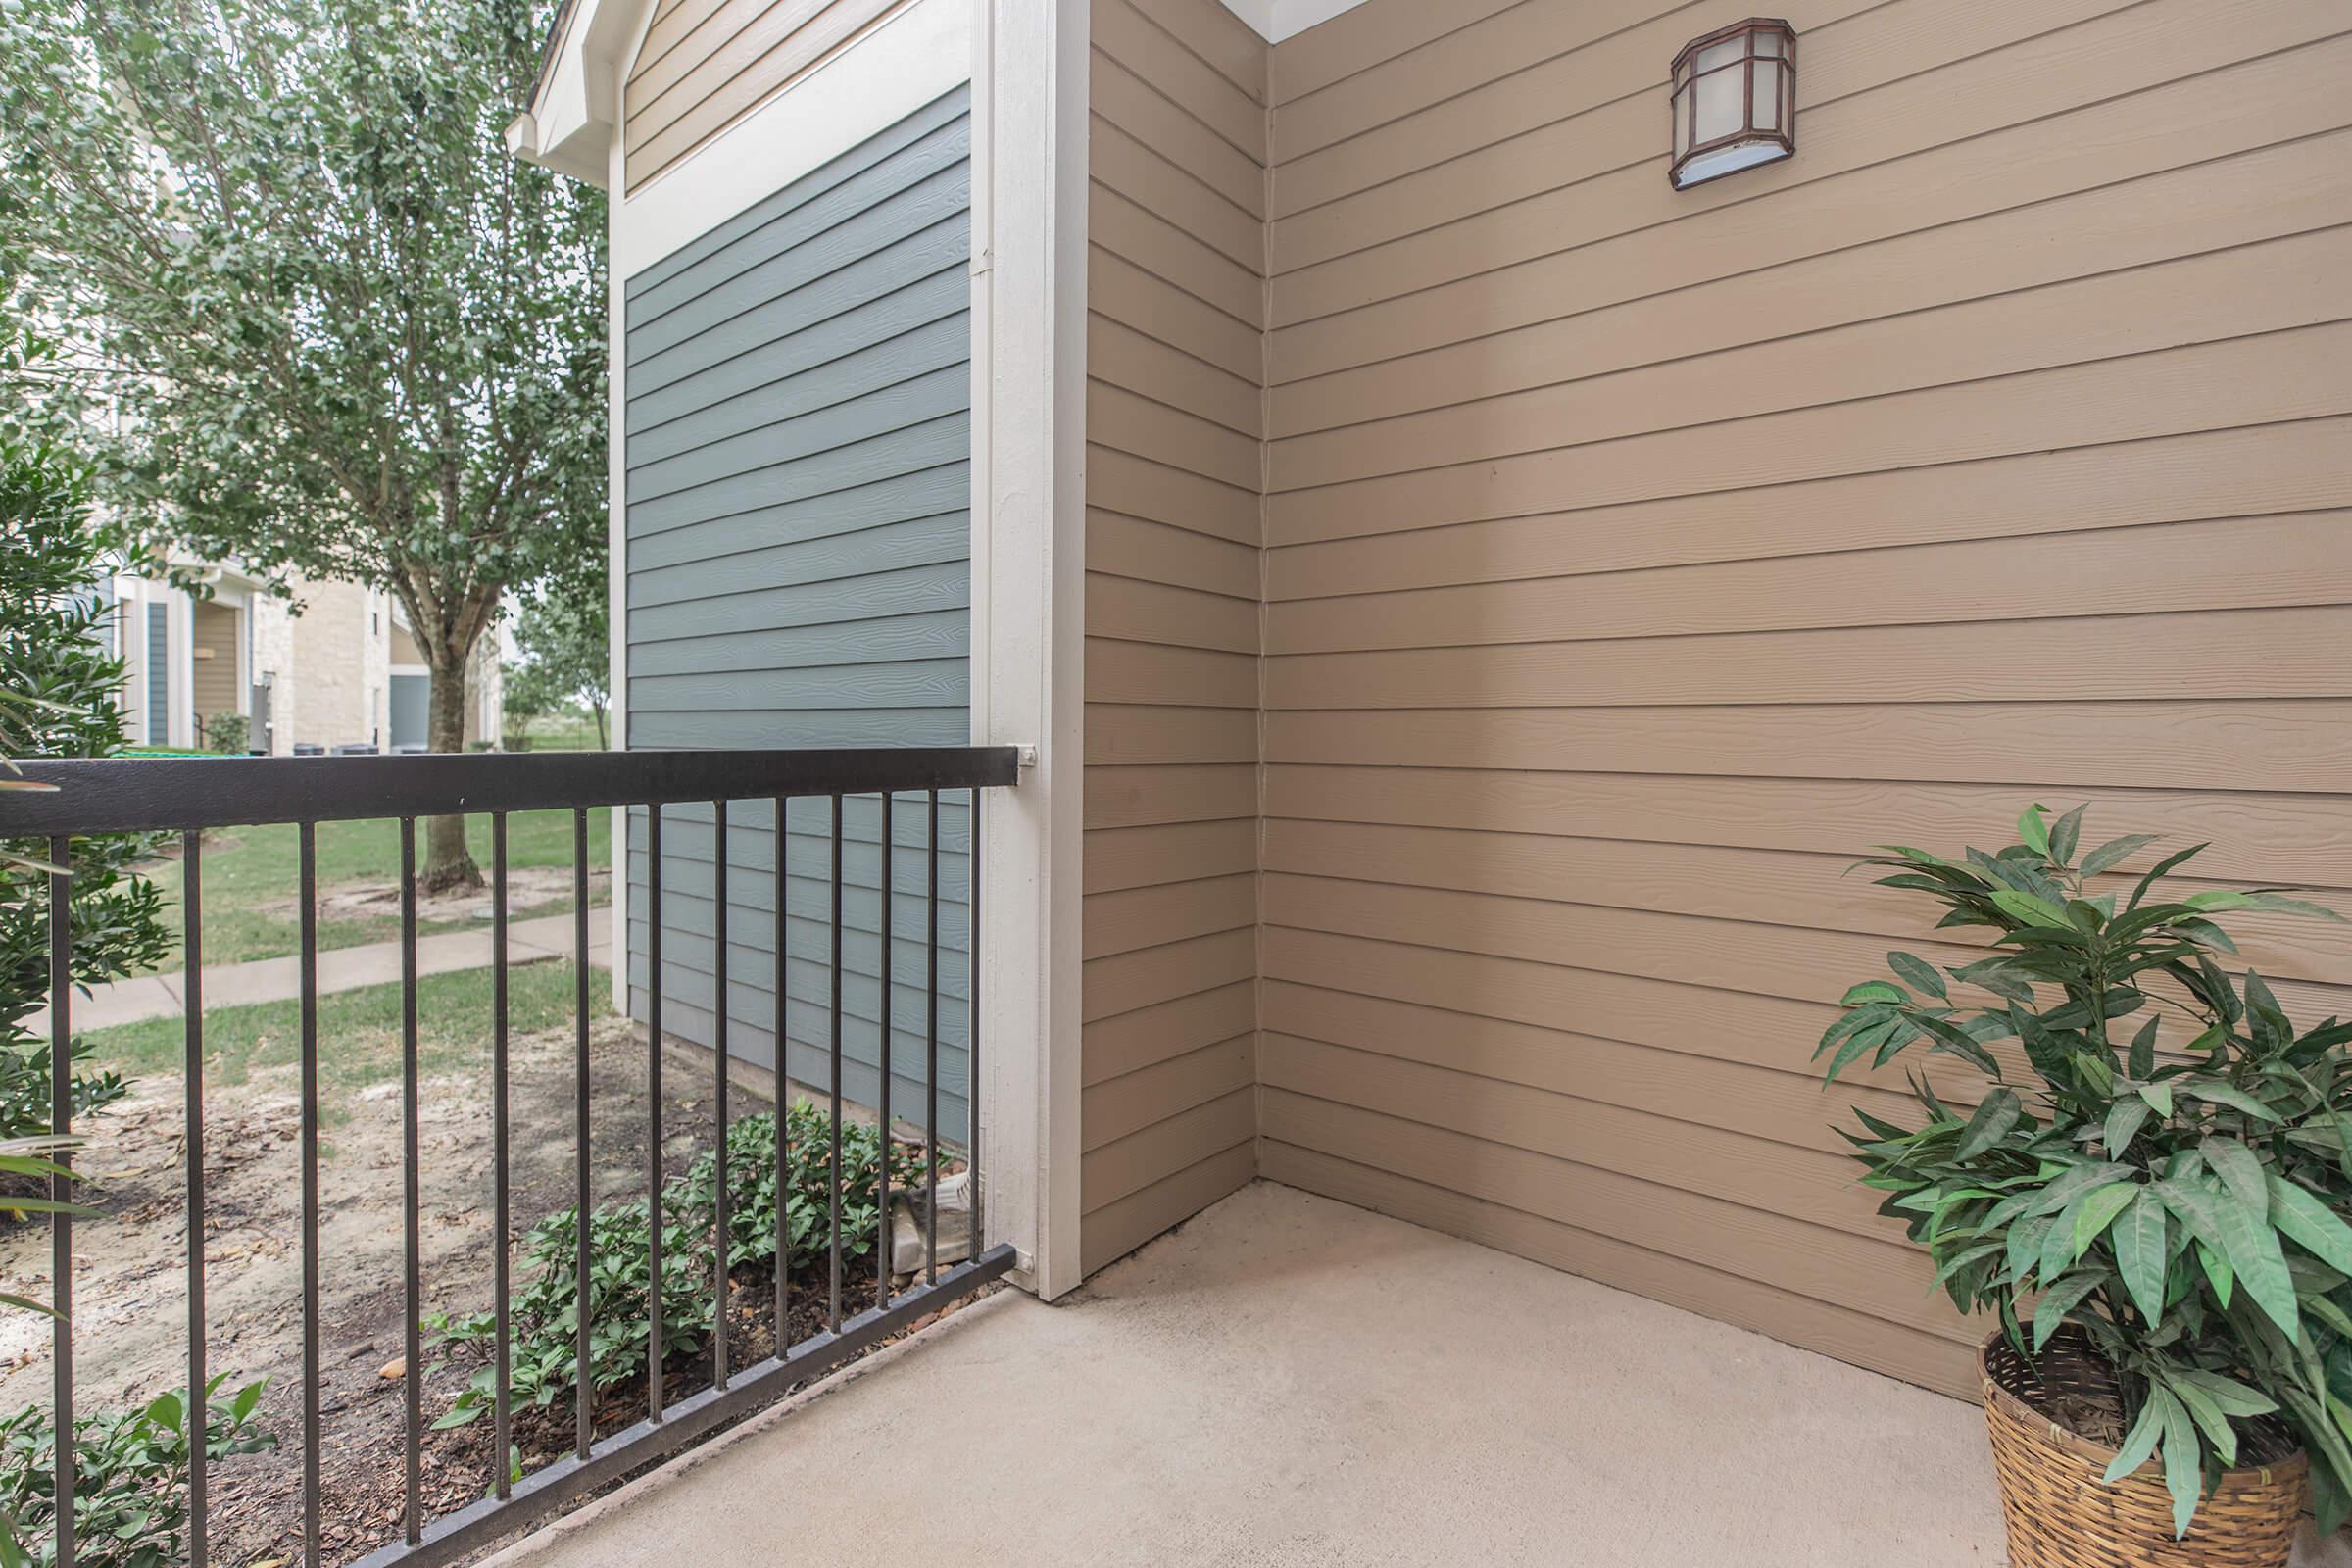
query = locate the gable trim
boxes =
[1214,0,1374,43]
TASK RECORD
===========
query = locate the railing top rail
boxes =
[0,745,1020,835]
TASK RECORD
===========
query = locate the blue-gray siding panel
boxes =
[628,89,971,311]
[626,414,969,537]
[624,88,974,1143]
[145,603,169,745]
[629,486,968,586]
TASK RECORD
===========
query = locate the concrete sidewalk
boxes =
[33,909,612,1033]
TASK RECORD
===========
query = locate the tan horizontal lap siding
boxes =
[1259,0,2352,1396]
[1081,0,1268,1276]
[623,0,908,190]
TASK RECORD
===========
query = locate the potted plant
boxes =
[1820,805,2352,1565]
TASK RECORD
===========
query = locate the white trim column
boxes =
[604,0,655,1014]
[167,589,196,751]
[970,0,1087,1300]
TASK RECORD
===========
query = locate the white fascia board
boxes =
[1214,0,1373,43]
[510,0,653,188]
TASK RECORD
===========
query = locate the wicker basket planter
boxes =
[1981,1332,2307,1568]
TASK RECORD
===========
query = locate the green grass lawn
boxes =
[144,808,612,970]
[514,709,607,752]
[81,960,601,1109]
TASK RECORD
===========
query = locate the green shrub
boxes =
[0,1376,274,1568]
[0,334,171,1140]
[199,712,247,755]
[670,1099,929,1278]
[1821,805,2352,1537]
[0,1136,85,1316]
[428,1102,935,1428]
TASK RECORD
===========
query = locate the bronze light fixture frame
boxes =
[1669,18,1796,190]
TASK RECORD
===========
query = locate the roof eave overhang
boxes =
[510,0,630,188]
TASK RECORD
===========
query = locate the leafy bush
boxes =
[199,712,247,755]
[0,1376,274,1568]
[0,1136,85,1315]
[670,1099,928,1278]
[0,335,171,1140]
[1822,805,2352,1537]
[0,1045,123,1147]
[428,1102,935,1428]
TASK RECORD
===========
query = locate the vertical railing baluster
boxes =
[925,791,941,1288]
[771,795,789,1353]
[827,794,845,1334]
[491,812,512,1498]
[876,791,893,1312]
[48,835,74,1568]
[711,800,730,1390]
[399,820,422,1545]
[572,808,592,1460]
[299,823,321,1568]
[183,831,207,1568]
[968,789,984,1257]
[646,805,664,1421]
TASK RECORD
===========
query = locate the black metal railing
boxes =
[2,746,1020,1568]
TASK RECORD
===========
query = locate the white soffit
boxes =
[1216,0,1376,44]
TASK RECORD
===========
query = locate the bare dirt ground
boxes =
[257,864,608,927]
[0,1012,958,1566]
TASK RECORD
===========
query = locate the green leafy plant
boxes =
[427,1102,935,1428]
[0,1136,87,1314]
[1822,805,2352,1537]
[0,1376,274,1568]
[0,327,170,1141]
[198,712,247,756]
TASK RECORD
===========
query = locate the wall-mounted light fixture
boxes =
[1669,18,1795,190]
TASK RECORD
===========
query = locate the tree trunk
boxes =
[421,650,482,891]
[591,699,608,750]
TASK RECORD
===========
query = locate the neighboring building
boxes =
[101,562,504,754]
[515,0,2352,1386]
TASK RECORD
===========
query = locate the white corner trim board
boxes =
[1215,0,1373,44]
[612,0,974,279]
[968,0,1089,1303]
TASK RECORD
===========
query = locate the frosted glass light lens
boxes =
[1692,66,1742,144]
[1692,36,1744,74]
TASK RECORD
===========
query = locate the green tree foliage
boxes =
[0,0,607,888]
[0,351,170,1140]
[507,564,608,748]
[1822,806,2352,1536]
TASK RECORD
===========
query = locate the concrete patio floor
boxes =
[486,1180,2036,1566]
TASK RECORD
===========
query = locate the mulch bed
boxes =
[209,1253,979,1567]
[3,1013,985,1568]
